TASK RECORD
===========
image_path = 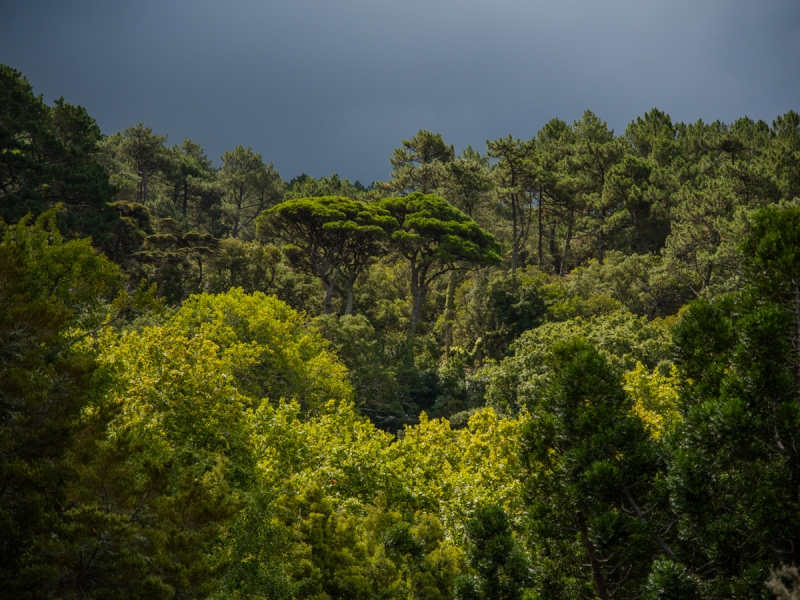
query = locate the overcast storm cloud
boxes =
[1,0,798,183]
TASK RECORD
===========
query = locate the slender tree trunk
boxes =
[231,188,244,239]
[408,261,430,342]
[537,185,544,267]
[793,276,800,402]
[344,273,356,316]
[443,271,457,357]
[560,207,574,277]
[408,260,421,340]
[141,169,148,204]
[634,205,643,253]
[702,262,713,290]
[597,227,605,263]
[523,191,534,252]
[409,289,425,341]
[789,274,800,564]
[577,511,611,600]
[113,229,122,264]
[623,488,676,558]
[323,276,336,315]
[511,193,518,276]
[790,477,800,566]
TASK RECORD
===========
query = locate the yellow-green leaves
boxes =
[388,409,526,541]
[98,324,251,453]
[249,400,525,543]
[485,312,674,415]
[623,361,682,438]
[251,399,394,499]
[171,288,353,410]
[83,287,529,596]
[1,208,123,329]
[80,290,357,597]
[97,289,354,459]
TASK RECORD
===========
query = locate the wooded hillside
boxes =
[3,63,800,600]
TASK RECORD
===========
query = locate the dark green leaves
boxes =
[259,196,394,314]
[456,505,529,600]
[0,65,118,248]
[380,193,500,265]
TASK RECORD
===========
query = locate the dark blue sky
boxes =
[2,0,798,184]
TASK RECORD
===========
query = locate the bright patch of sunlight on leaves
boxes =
[623,361,681,438]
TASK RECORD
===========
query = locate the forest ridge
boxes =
[3,62,800,600]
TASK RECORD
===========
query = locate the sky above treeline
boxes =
[2,0,799,184]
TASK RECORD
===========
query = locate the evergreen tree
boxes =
[454,505,529,600]
[442,146,493,219]
[520,339,669,600]
[259,196,394,315]
[0,210,122,598]
[218,145,283,239]
[389,130,454,195]
[378,193,501,340]
[742,206,800,397]
[487,135,534,274]
[668,292,800,598]
[0,65,119,249]
[163,138,221,230]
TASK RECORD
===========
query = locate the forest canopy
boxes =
[3,62,800,599]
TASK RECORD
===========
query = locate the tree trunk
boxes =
[443,271,457,357]
[623,488,676,558]
[231,189,244,239]
[702,262,713,291]
[633,204,643,253]
[577,511,611,600]
[793,276,800,403]
[511,192,518,276]
[560,207,574,277]
[323,276,336,315]
[537,185,544,267]
[409,291,425,341]
[183,182,189,217]
[791,478,800,567]
[344,273,356,316]
[597,227,605,263]
[408,261,430,342]
[141,169,148,204]
[408,260,422,341]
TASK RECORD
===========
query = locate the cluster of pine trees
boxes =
[3,62,800,599]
